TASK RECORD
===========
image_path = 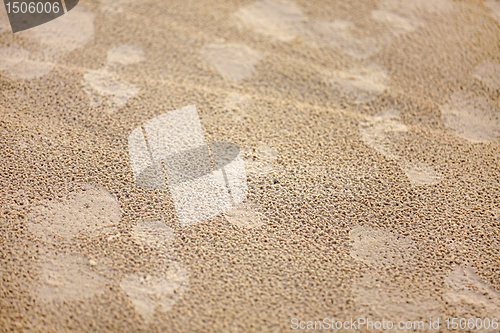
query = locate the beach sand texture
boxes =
[0,0,499,331]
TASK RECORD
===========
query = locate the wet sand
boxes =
[0,0,499,332]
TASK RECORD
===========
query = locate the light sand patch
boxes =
[370,9,418,35]
[120,262,188,322]
[244,159,274,176]
[0,1,10,33]
[0,46,30,71]
[351,225,441,323]
[99,0,132,13]
[401,161,443,186]
[224,93,251,111]
[224,93,251,122]
[0,5,94,79]
[233,0,306,42]
[25,5,94,52]
[360,110,442,185]
[27,184,120,242]
[326,64,388,103]
[225,200,265,229]
[444,266,500,322]
[350,225,414,267]
[202,42,264,82]
[304,20,379,59]
[4,60,55,79]
[486,0,500,24]
[359,109,409,159]
[132,220,175,249]
[83,68,140,113]
[243,143,278,176]
[366,0,455,56]
[242,142,280,179]
[473,62,500,91]
[378,0,453,25]
[441,92,500,143]
[107,44,145,66]
[38,253,111,303]
[353,276,442,325]
[256,143,277,162]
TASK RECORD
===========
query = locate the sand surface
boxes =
[0,0,499,332]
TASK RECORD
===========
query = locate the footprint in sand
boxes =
[243,142,278,177]
[486,0,500,24]
[99,0,132,13]
[37,252,112,304]
[83,44,144,113]
[312,0,453,57]
[359,109,442,185]
[232,0,306,42]
[29,187,188,318]
[121,220,188,322]
[440,91,500,143]
[325,64,388,103]
[27,184,120,242]
[303,20,379,59]
[444,265,500,325]
[473,62,500,91]
[223,93,252,122]
[0,4,10,33]
[373,0,454,32]
[233,0,455,59]
[0,5,94,79]
[225,200,266,229]
[28,184,119,304]
[202,42,264,82]
[233,0,379,58]
[370,9,418,36]
[350,225,442,324]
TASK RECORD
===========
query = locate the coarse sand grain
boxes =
[1,0,500,331]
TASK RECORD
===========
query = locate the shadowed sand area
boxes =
[0,0,500,331]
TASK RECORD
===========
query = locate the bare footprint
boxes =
[120,262,188,322]
[107,44,145,66]
[38,252,111,303]
[444,265,500,331]
[132,220,175,250]
[83,44,144,113]
[351,225,442,325]
[99,0,132,13]
[121,220,189,321]
[440,91,500,143]
[486,0,500,24]
[202,42,264,82]
[304,20,380,59]
[370,9,418,35]
[244,142,278,176]
[224,93,252,122]
[0,5,94,79]
[83,68,140,113]
[233,0,377,58]
[473,62,500,91]
[27,184,120,243]
[232,0,453,60]
[359,110,442,185]
[375,0,454,28]
[232,0,306,42]
[326,64,388,103]
[224,200,266,229]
